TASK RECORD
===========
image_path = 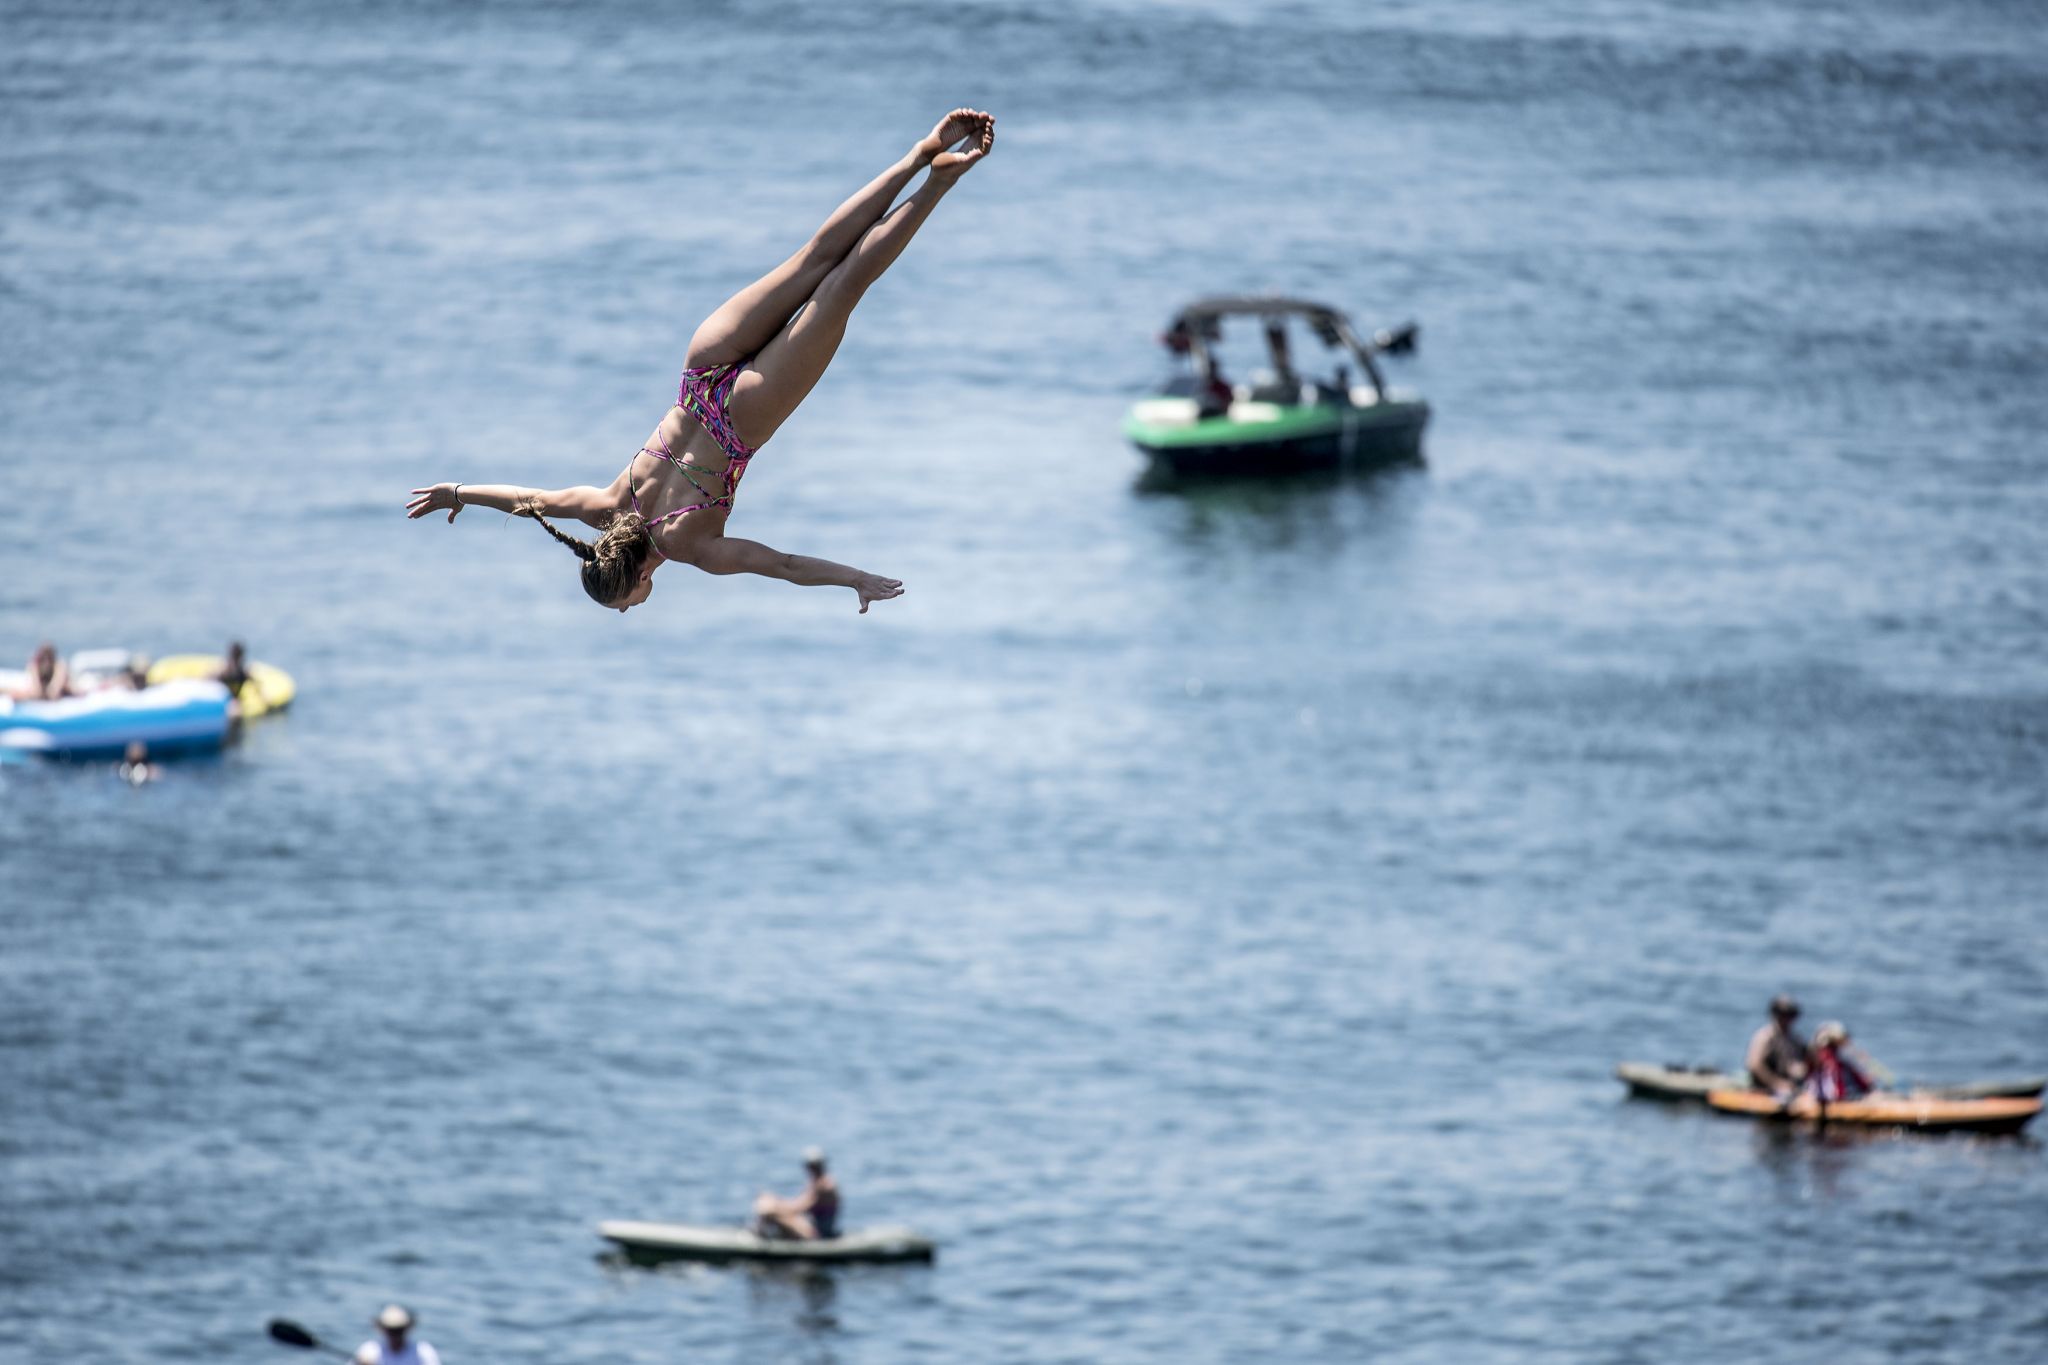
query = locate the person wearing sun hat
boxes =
[354,1304,440,1365]
[1805,1021,1876,1102]
[1745,994,1811,1095]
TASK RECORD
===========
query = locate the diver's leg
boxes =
[724,173,964,446]
[685,111,990,369]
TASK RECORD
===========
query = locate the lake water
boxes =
[4,0,2046,1360]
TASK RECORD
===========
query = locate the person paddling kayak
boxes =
[752,1147,840,1241]
[354,1304,439,1365]
[1746,994,1810,1095]
[1805,1022,1876,1102]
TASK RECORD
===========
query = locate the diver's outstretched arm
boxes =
[691,535,902,613]
[406,481,619,528]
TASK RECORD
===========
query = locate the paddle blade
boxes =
[268,1320,319,1349]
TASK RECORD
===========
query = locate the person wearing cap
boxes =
[1745,995,1810,1095]
[354,1304,439,1365]
[1805,1022,1875,1102]
[752,1147,841,1241]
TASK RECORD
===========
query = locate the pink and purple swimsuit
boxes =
[630,360,759,555]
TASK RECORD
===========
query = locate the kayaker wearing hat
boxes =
[752,1147,840,1241]
[1805,1022,1875,1103]
[1745,995,1811,1095]
[354,1304,439,1365]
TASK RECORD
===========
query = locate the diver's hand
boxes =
[407,483,464,523]
[853,572,904,614]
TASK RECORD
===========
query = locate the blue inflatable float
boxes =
[0,679,235,759]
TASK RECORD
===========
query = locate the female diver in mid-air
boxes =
[406,109,995,614]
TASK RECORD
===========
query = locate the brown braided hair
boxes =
[518,500,654,606]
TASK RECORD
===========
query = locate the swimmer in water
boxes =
[118,741,158,786]
[405,109,996,616]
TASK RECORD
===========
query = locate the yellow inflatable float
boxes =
[147,654,297,719]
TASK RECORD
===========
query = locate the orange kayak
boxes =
[1707,1089,2042,1135]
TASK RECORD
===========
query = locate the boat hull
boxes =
[1125,399,1428,478]
[1617,1063,1746,1101]
[0,680,234,759]
[1706,1089,2042,1135]
[1618,1062,2046,1104]
[598,1220,936,1265]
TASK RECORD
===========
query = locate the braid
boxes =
[519,500,596,561]
[518,498,653,606]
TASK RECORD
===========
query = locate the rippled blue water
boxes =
[5,0,2046,1359]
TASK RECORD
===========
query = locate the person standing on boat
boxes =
[1805,1022,1875,1102]
[405,109,996,616]
[753,1147,840,1241]
[1745,995,1810,1095]
[1263,317,1300,400]
[354,1304,439,1365]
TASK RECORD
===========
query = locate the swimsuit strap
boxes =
[639,428,732,504]
[628,428,736,543]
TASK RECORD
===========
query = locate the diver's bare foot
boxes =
[919,109,994,177]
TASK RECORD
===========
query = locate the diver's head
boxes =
[521,504,658,611]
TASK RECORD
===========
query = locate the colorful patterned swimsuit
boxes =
[630,360,759,557]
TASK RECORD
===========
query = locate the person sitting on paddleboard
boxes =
[405,109,997,617]
[753,1147,840,1241]
[1746,994,1810,1095]
[1804,1022,1875,1103]
[354,1304,439,1365]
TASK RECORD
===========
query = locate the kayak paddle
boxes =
[1849,1044,1897,1090]
[267,1319,355,1361]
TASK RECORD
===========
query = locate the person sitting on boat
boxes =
[8,642,72,701]
[752,1147,840,1241]
[354,1304,439,1365]
[1197,364,1234,419]
[1804,1022,1875,1103]
[1745,994,1809,1095]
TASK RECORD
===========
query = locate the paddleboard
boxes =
[598,1220,936,1265]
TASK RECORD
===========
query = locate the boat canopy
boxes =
[1160,296,1411,402]
[1170,296,1350,328]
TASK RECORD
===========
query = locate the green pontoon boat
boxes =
[1124,296,1429,478]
